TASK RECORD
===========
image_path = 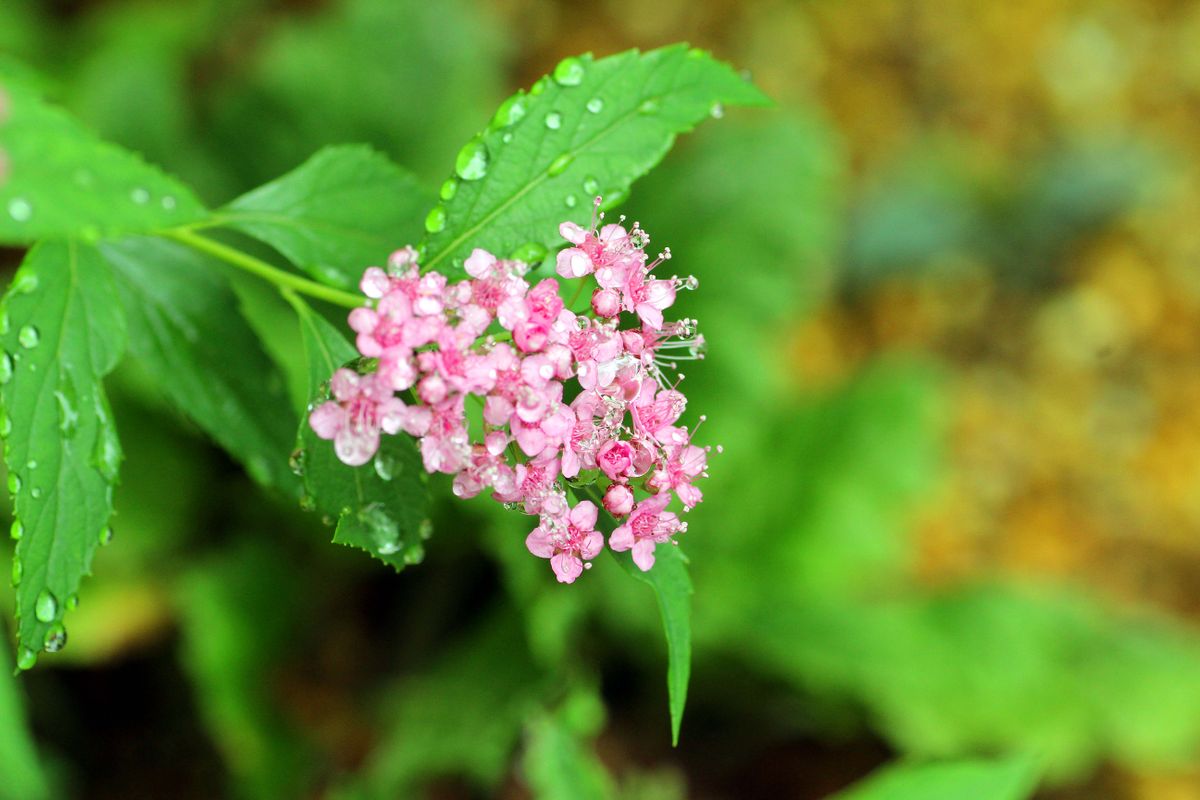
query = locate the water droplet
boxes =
[509,242,548,264]
[439,178,458,201]
[11,272,37,295]
[600,188,630,210]
[29,487,40,499]
[583,176,601,195]
[0,352,11,384]
[710,102,725,119]
[65,594,78,611]
[74,169,95,187]
[92,418,121,482]
[43,623,67,653]
[502,132,513,144]
[34,589,57,623]
[17,325,39,348]
[490,92,528,129]
[7,198,31,222]
[0,411,12,438]
[7,473,20,494]
[10,558,21,586]
[688,47,709,59]
[564,194,577,208]
[0,313,8,335]
[98,525,113,546]
[553,56,585,86]
[312,264,350,289]
[161,195,176,210]
[544,111,563,130]
[424,205,447,234]
[454,137,489,181]
[530,76,550,96]
[16,648,37,670]
[547,153,573,177]
[10,520,22,541]
[403,547,425,565]
[586,97,604,113]
[419,519,434,540]
[373,454,397,481]
[288,448,306,477]
[55,382,79,439]
[638,98,660,114]
[130,188,150,205]
[25,460,36,471]
[299,494,316,512]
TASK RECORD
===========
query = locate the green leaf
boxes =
[99,236,298,492]
[292,298,430,570]
[0,628,51,798]
[420,44,769,272]
[0,69,207,244]
[523,691,614,800]
[611,544,693,746]
[832,755,1040,800]
[1,242,126,663]
[222,145,433,289]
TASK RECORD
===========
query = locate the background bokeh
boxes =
[3,0,1200,797]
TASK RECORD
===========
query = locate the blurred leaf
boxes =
[832,755,1040,800]
[0,67,206,244]
[101,236,298,493]
[292,299,430,570]
[176,542,312,799]
[1,242,126,665]
[421,45,770,273]
[523,691,615,800]
[0,625,51,799]
[612,546,692,746]
[222,145,433,288]
[348,612,544,797]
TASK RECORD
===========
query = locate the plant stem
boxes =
[165,229,363,309]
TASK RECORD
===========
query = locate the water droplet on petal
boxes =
[10,520,23,541]
[34,589,57,623]
[424,205,447,234]
[586,97,604,113]
[43,623,67,653]
[454,137,489,181]
[99,525,114,546]
[490,92,528,129]
[131,188,150,205]
[564,194,577,208]
[582,176,601,195]
[547,153,573,177]
[17,325,39,348]
[439,178,458,201]
[553,56,585,86]
[0,352,11,384]
[544,111,563,130]
[510,242,548,264]
[7,198,31,222]
[16,647,37,670]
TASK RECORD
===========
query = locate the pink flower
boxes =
[603,482,635,517]
[348,290,413,358]
[631,388,687,441]
[619,267,676,330]
[646,430,707,510]
[525,501,604,583]
[596,438,633,480]
[592,288,621,318]
[309,369,409,466]
[609,493,684,571]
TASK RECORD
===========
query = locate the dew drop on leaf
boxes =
[454,137,490,181]
[638,98,660,114]
[43,623,67,653]
[510,242,548,264]
[66,593,79,611]
[586,97,604,113]
[0,351,11,384]
[98,525,114,546]
[30,487,40,499]
[130,187,150,205]
[10,519,22,541]
[530,76,549,96]
[299,494,316,512]
[490,92,528,129]
[55,383,79,439]
[502,132,513,144]
[439,178,458,201]
[17,325,39,348]
[0,313,8,335]
[10,557,21,586]
[583,176,601,195]
[0,410,12,438]
[34,589,57,623]
[288,448,306,477]
[12,271,38,294]
[544,111,563,130]
[92,421,121,482]
[547,153,573,177]
[16,647,37,670]
[553,56,585,87]
[710,102,725,119]
[373,453,397,481]
[7,472,20,494]
[161,195,176,210]
[7,197,31,222]
[419,519,434,540]
[424,205,447,234]
[564,194,578,208]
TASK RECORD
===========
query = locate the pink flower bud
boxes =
[603,483,635,517]
[591,288,621,318]
[597,439,633,480]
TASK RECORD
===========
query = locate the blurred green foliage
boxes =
[3,0,1200,797]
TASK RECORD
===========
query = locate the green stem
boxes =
[164,229,363,309]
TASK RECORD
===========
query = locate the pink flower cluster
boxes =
[310,199,711,583]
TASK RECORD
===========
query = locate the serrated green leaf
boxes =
[292,299,429,570]
[611,544,692,746]
[99,236,298,492]
[0,69,206,244]
[832,755,1040,800]
[420,44,769,272]
[221,145,433,289]
[1,242,126,662]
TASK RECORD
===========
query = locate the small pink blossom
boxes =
[603,482,635,517]
[525,501,604,583]
[609,493,684,571]
[309,369,407,466]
